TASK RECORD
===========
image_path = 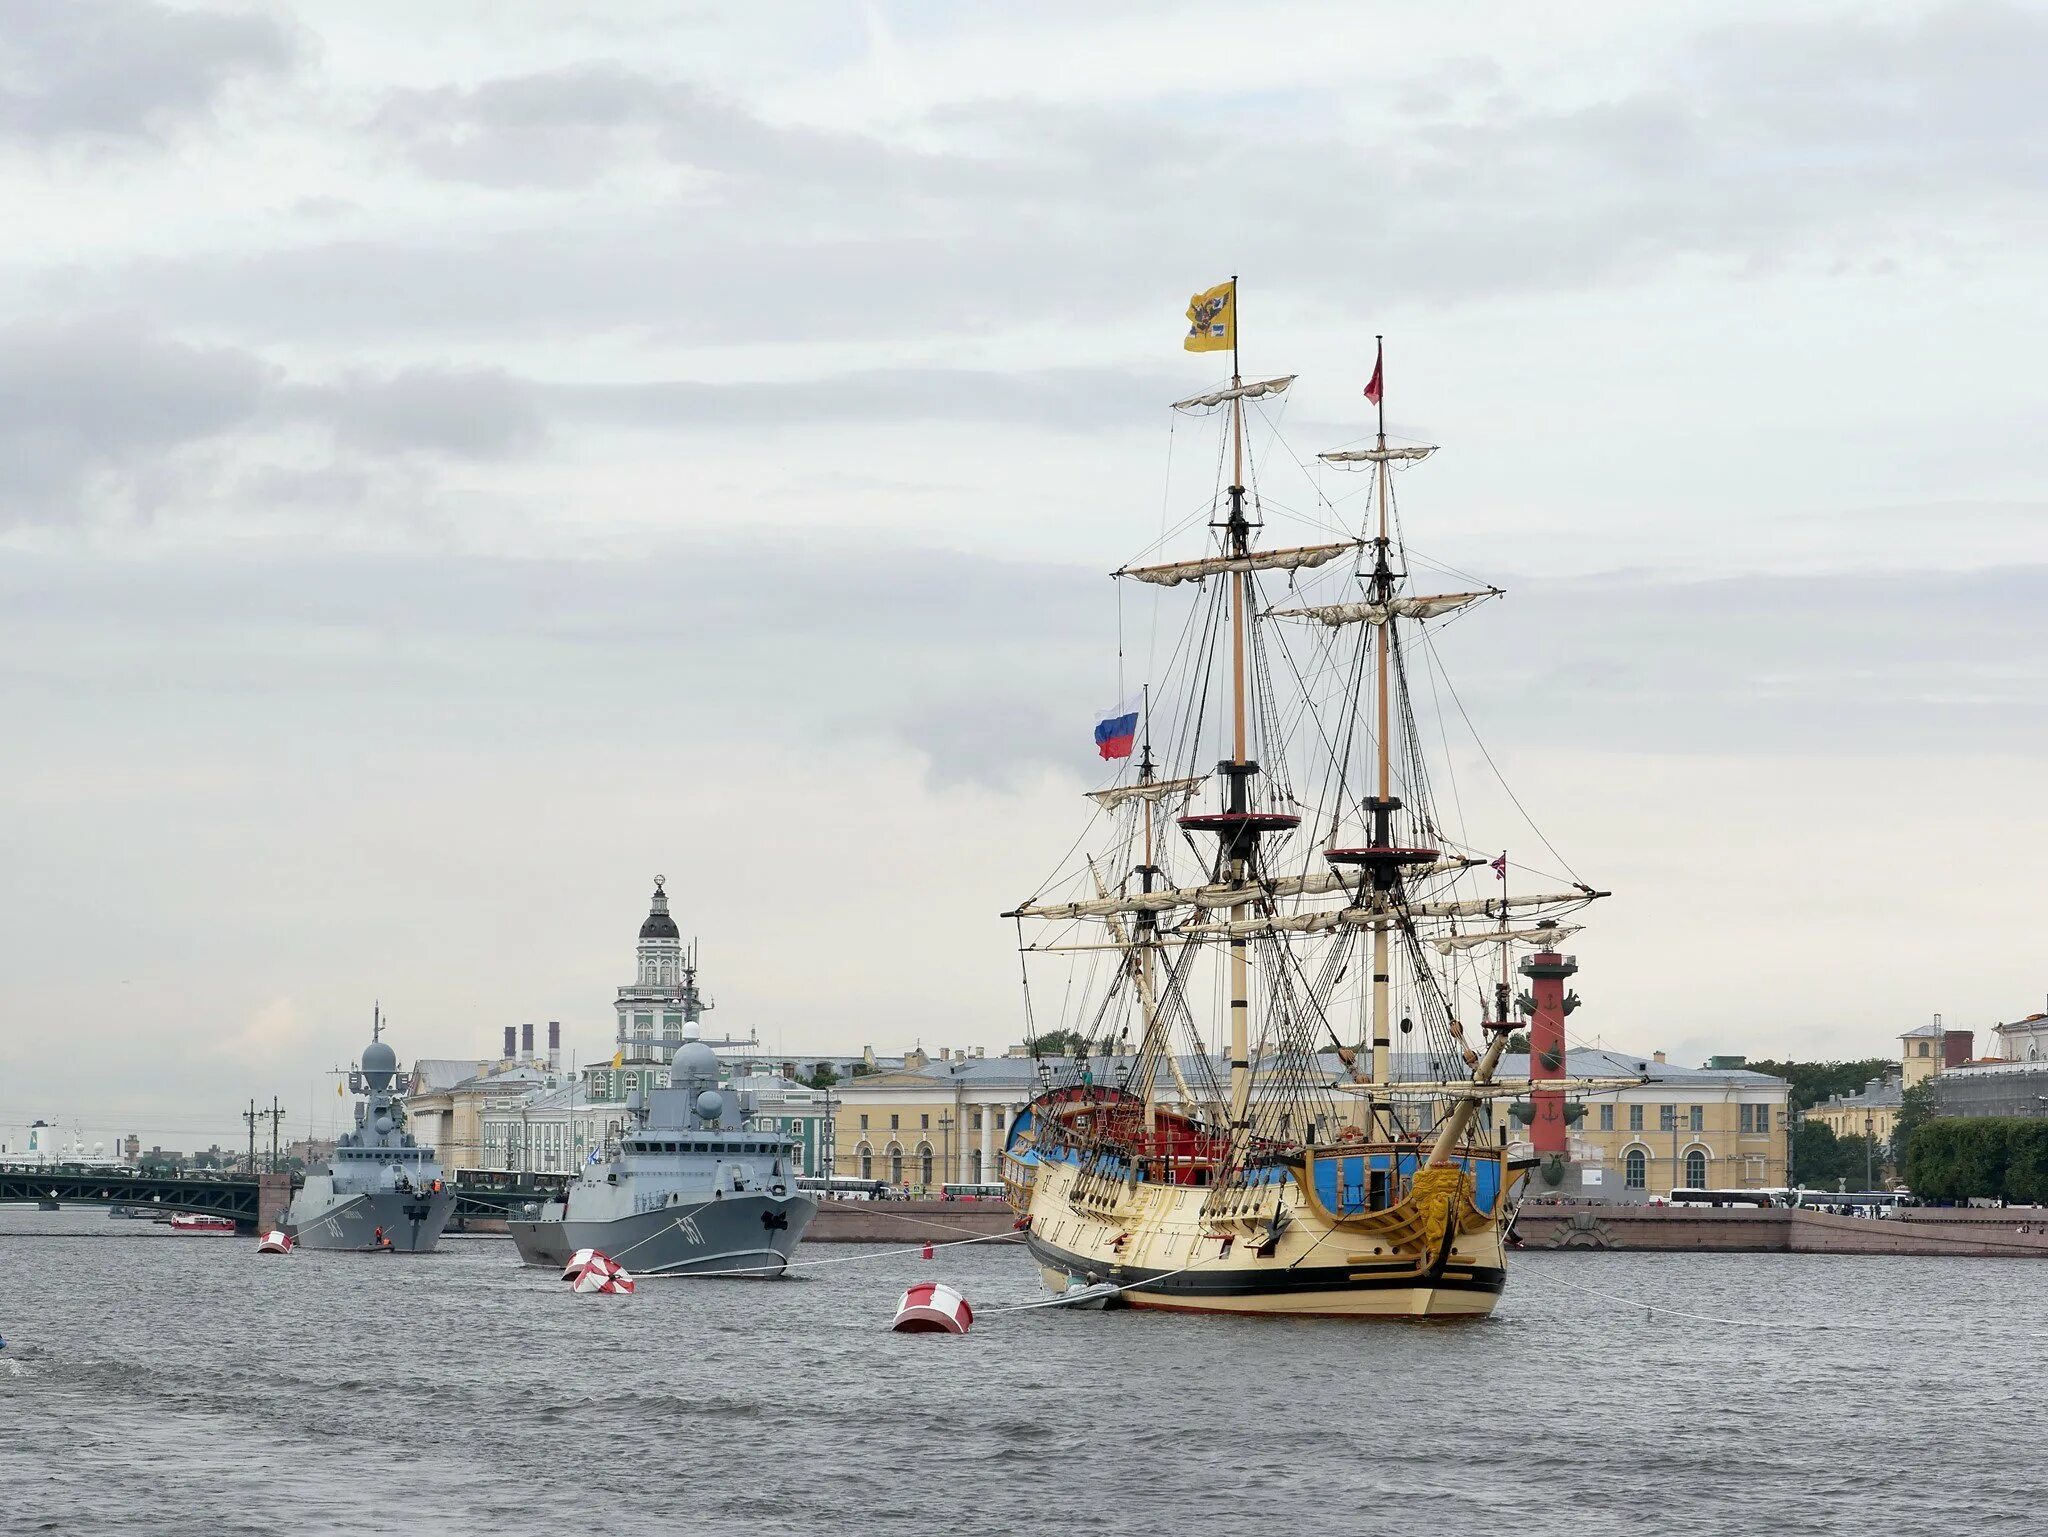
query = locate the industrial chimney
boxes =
[503,1025,517,1060]
[521,1021,535,1060]
[548,1020,561,1072]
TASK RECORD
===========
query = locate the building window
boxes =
[1918,1041,1930,1057]
[920,1114,930,1130]
[859,1114,869,1131]
[1625,1148,1647,1190]
[888,1144,903,1185]
[890,1114,899,1130]
[857,1143,872,1179]
[1599,1105,1614,1132]
[1628,1105,1643,1132]
[919,1143,934,1187]
[1685,1148,1707,1188]
[1689,1105,1703,1133]
[1659,1105,1676,1133]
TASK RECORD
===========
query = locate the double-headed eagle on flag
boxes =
[1184,280,1234,352]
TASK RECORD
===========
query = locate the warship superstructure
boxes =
[286,1014,455,1253]
[508,948,816,1277]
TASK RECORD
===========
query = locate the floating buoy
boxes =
[562,1248,635,1294]
[572,1264,636,1295]
[891,1281,973,1333]
[921,1241,934,1260]
[256,1229,293,1255]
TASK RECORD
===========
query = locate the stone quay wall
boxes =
[1515,1204,2048,1257]
[807,1199,1023,1244]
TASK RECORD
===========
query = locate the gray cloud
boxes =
[0,0,298,146]
[0,314,271,522]
[370,63,959,193]
[0,307,1175,526]
[0,322,547,526]
[78,2,2031,350]
[3,543,2038,780]
[295,366,548,459]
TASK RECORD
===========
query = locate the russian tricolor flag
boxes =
[1094,696,1141,760]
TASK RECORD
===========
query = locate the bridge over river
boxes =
[0,1164,572,1233]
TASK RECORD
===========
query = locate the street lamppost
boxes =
[1864,1113,1875,1192]
[818,1089,838,1183]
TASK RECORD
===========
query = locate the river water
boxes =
[0,1205,2035,1535]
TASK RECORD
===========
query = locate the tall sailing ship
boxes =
[1000,280,1609,1318]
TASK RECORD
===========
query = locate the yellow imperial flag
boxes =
[610,1049,624,1069]
[1184,279,1235,352]
[336,1080,344,1097]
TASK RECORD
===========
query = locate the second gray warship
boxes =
[508,954,815,1277]
[286,1015,456,1253]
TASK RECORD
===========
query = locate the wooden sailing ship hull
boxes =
[1012,1141,1511,1320]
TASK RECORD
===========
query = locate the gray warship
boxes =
[286,1015,455,1253]
[508,1017,817,1278]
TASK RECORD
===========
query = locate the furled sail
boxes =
[1318,444,1437,465]
[1171,375,1297,411]
[1266,589,1502,626]
[1408,890,1602,919]
[1006,859,1478,922]
[1116,541,1363,589]
[1430,925,1583,953]
[1084,775,1209,811]
[1181,890,1596,938]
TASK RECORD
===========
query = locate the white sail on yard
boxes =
[1084,775,1209,811]
[1431,925,1584,953]
[1115,540,1362,589]
[1171,374,1298,411]
[1318,444,1437,465]
[1006,859,1481,922]
[1266,589,1502,626]
[1177,890,1598,938]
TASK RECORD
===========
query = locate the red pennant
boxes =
[1363,344,1383,406]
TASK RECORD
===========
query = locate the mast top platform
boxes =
[1323,845,1442,867]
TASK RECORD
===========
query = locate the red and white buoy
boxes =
[562,1248,636,1295]
[921,1241,934,1260]
[256,1229,293,1255]
[891,1281,973,1333]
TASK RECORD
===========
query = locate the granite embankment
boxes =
[1516,1205,2048,1256]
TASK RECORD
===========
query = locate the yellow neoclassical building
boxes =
[822,1050,1052,1189]
[1806,1020,1976,1145]
[821,1044,1791,1202]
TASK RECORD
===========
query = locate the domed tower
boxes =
[613,876,713,1068]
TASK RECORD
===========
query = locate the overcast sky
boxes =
[1,1,2042,1150]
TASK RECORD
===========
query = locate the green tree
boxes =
[1745,1058,1894,1112]
[1792,1118,1844,1187]
[1506,1032,1531,1054]
[1904,1117,2040,1202]
[803,1065,841,1090]
[1891,1080,1936,1169]
[2005,1122,2048,1205]
[1029,1028,1096,1059]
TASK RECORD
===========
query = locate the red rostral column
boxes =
[1518,948,1579,1162]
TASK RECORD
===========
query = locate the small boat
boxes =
[1047,1277,1120,1310]
[169,1213,237,1235]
